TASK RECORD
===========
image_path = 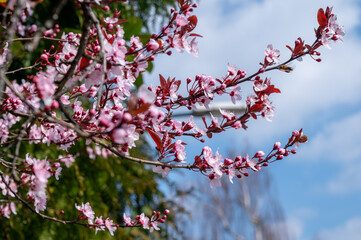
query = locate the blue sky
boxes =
[145,0,361,239]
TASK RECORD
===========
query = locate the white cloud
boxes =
[298,110,361,163]
[286,218,304,240]
[327,161,361,194]
[315,217,361,240]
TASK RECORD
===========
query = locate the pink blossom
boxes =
[28,159,52,212]
[147,39,160,52]
[111,124,139,148]
[174,140,186,162]
[0,175,17,197]
[59,154,75,168]
[149,220,160,232]
[102,17,118,24]
[123,213,132,226]
[209,172,222,188]
[94,216,105,234]
[264,44,280,64]
[1,203,11,218]
[29,125,42,144]
[245,155,260,172]
[176,14,189,27]
[203,147,223,177]
[75,202,95,224]
[105,218,117,236]
[0,42,9,65]
[130,36,143,50]
[229,85,242,104]
[54,167,62,180]
[321,31,331,49]
[227,63,237,76]
[139,85,155,103]
[227,166,236,184]
[184,37,198,57]
[152,166,171,178]
[219,108,235,121]
[34,66,58,106]
[0,119,9,143]
[139,213,150,229]
[199,75,216,99]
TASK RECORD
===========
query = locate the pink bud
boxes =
[292,130,299,137]
[51,100,59,110]
[123,112,132,123]
[277,148,286,155]
[40,53,48,62]
[254,151,265,158]
[273,142,281,150]
[224,158,234,165]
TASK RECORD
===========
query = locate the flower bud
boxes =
[273,142,281,150]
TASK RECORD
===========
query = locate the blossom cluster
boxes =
[75,202,169,235]
[0,0,344,235]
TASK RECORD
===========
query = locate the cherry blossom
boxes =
[0,1,343,236]
[264,44,280,64]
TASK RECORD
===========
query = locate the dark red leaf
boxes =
[189,33,203,38]
[79,57,91,71]
[182,15,197,33]
[250,104,264,112]
[133,103,151,115]
[250,112,258,119]
[147,129,162,152]
[159,74,166,88]
[127,94,138,114]
[317,8,328,27]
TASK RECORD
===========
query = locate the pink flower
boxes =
[123,213,132,226]
[321,31,331,49]
[75,202,95,224]
[229,85,242,104]
[146,39,160,51]
[176,14,188,27]
[174,140,186,162]
[29,125,42,144]
[139,213,150,229]
[227,166,236,184]
[138,84,155,103]
[105,218,117,236]
[199,75,216,99]
[0,42,9,65]
[149,220,160,232]
[94,216,105,234]
[264,44,280,64]
[227,63,237,76]
[184,37,198,57]
[152,166,171,178]
[59,154,75,168]
[209,172,222,188]
[0,119,9,143]
[130,36,143,50]
[111,124,139,148]
[219,108,235,121]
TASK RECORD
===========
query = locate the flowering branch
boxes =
[0,0,344,236]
